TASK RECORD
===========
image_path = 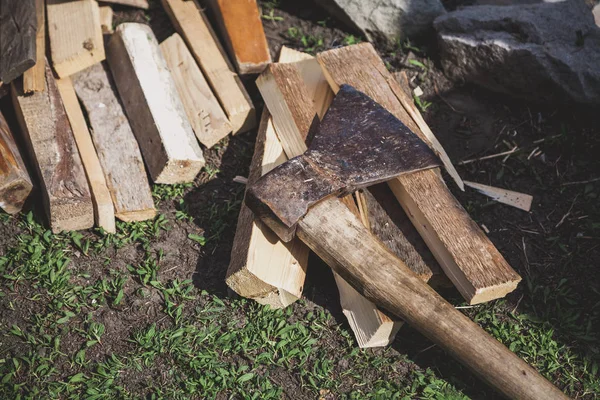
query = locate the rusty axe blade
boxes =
[246,84,441,241]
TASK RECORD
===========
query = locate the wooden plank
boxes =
[0,112,33,214]
[23,0,45,93]
[464,181,533,212]
[161,0,255,134]
[99,5,113,34]
[107,23,205,184]
[73,63,156,222]
[47,0,105,78]
[0,0,36,84]
[55,76,116,233]
[160,33,232,148]
[11,60,94,232]
[205,0,271,75]
[99,0,149,9]
[317,43,521,304]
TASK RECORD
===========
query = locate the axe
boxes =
[246,85,568,399]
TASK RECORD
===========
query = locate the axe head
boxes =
[246,84,441,242]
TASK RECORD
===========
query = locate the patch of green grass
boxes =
[152,183,193,202]
[261,8,283,22]
[286,27,324,54]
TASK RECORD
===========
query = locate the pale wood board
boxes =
[317,43,521,304]
[107,23,205,184]
[99,0,149,9]
[205,0,271,74]
[464,181,533,212]
[73,62,156,222]
[160,33,232,148]
[56,76,116,233]
[0,111,33,214]
[11,61,94,232]
[0,0,36,83]
[47,0,105,78]
[99,5,113,34]
[161,0,255,134]
[23,0,45,93]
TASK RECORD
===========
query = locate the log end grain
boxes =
[0,179,33,214]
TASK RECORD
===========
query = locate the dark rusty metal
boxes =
[246,84,441,242]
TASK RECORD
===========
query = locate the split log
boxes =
[160,33,232,148]
[317,43,521,304]
[107,23,205,184]
[55,76,116,233]
[0,0,36,84]
[99,0,149,9]
[0,112,33,214]
[204,0,271,74]
[99,6,114,34]
[72,63,156,222]
[161,0,255,134]
[11,61,94,232]
[47,0,105,78]
[23,0,45,93]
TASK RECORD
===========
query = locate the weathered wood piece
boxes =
[23,0,45,93]
[107,23,205,184]
[0,0,37,84]
[296,196,568,400]
[11,61,94,232]
[205,0,271,74]
[464,181,533,212]
[161,0,255,134]
[99,6,114,34]
[0,112,33,214]
[317,43,521,304]
[73,63,156,222]
[160,33,232,148]
[56,76,116,233]
[47,0,105,78]
[99,0,149,9]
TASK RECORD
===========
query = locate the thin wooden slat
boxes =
[11,60,94,232]
[205,0,271,75]
[0,0,36,84]
[23,0,45,93]
[107,23,205,184]
[73,62,156,222]
[99,5,113,34]
[160,33,232,148]
[99,0,149,9]
[47,0,105,78]
[55,76,116,233]
[317,43,521,304]
[464,181,533,212]
[161,0,255,134]
[0,112,33,214]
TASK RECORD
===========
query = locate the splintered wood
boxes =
[464,181,533,212]
[205,0,272,74]
[161,0,255,134]
[160,33,232,148]
[0,112,33,214]
[0,0,37,84]
[47,0,105,78]
[55,76,116,233]
[317,43,521,304]
[107,23,205,184]
[12,61,94,233]
[23,0,45,93]
[73,63,156,222]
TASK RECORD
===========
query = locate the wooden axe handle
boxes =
[297,196,568,400]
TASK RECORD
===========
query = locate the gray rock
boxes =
[435,0,600,105]
[317,0,446,42]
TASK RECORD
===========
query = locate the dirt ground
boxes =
[0,0,598,399]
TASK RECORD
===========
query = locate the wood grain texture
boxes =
[11,61,94,232]
[160,33,232,148]
[297,196,568,400]
[47,0,105,78]
[99,0,149,9]
[317,43,521,304]
[205,0,271,74]
[56,76,116,233]
[107,23,205,184]
[0,0,36,84]
[464,181,533,212]
[23,0,45,93]
[73,62,156,222]
[99,6,113,34]
[161,0,255,134]
[0,112,33,214]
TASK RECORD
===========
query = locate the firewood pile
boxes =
[0,0,568,398]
